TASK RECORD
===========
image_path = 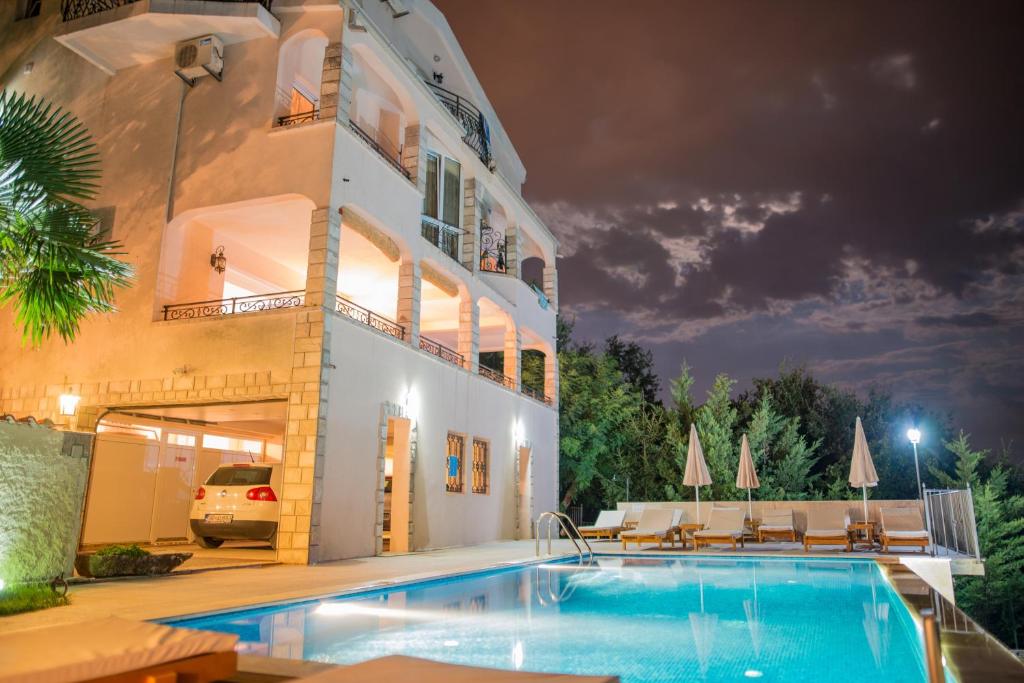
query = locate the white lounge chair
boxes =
[300,655,620,682]
[880,508,930,553]
[621,506,643,530]
[620,508,677,549]
[578,510,627,539]
[0,616,237,683]
[803,508,852,552]
[757,509,796,542]
[693,507,746,550]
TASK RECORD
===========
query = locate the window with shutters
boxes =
[472,438,489,494]
[445,432,465,493]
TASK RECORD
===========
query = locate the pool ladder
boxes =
[535,511,593,560]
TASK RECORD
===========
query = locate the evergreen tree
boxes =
[695,373,740,500]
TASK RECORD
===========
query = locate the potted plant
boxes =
[75,544,192,578]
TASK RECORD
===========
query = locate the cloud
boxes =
[870,53,917,90]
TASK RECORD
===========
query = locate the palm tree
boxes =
[0,90,131,345]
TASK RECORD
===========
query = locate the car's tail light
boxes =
[195,486,206,500]
[246,486,277,502]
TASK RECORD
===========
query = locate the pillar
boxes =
[319,43,343,121]
[462,177,481,273]
[396,260,421,347]
[504,325,520,389]
[505,223,520,278]
[543,264,558,310]
[458,298,479,372]
[403,124,427,192]
[544,349,559,409]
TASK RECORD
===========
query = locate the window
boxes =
[446,432,465,493]
[472,439,489,494]
[167,433,196,447]
[423,152,461,228]
[202,434,264,454]
[205,465,273,486]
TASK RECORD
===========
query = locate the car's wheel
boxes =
[195,536,224,549]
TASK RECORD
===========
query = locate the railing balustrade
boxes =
[276,109,319,128]
[62,0,272,22]
[420,215,464,265]
[335,294,404,341]
[349,121,411,180]
[162,290,304,321]
[923,488,982,559]
[479,222,507,274]
[479,365,515,390]
[419,335,464,367]
[521,385,552,406]
[423,80,492,167]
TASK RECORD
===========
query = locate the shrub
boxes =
[94,543,150,558]
[0,584,68,616]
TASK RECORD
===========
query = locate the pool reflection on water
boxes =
[171,557,928,683]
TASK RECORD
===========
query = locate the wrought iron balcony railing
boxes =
[336,294,404,341]
[423,81,492,167]
[419,335,464,367]
[276,109,319,128]
[162,290,303,321]
[521,385,553,406]
[421,215,464,265]
[479,222,507,274]
[349,120,411,180]
[62,0,272,22]
[479,365,515,391]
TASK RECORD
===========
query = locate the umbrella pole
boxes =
[747,489,753,522]
[862,486,869,527]
[696,487,701,525]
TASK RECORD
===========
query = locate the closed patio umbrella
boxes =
[684,423,713,524]
[736,433,760,521]
[848,416,880,525]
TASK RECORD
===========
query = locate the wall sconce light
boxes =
[58,393,81,417]
[210,245,227,273]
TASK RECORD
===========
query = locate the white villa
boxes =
[0,0,560,564]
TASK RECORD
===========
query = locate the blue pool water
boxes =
[171,556,928,682]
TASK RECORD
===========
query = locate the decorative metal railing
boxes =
[420,215,463,264]
[419,335,464,367]
[423,81,492,167]
[479,222,507,274]
[163,290,303,321]
[479,364,515,390]
[62,0,272,22]
[521,385,552,406]
[923,488,981,559]
[335,294,404,340]
[349,121,411,180]
[276,109,319,128]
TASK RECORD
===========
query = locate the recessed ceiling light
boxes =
[744,671,764,678]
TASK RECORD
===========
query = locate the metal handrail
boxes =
[534,511,593,560]
[534,557,593,607]
[923,487,982,559]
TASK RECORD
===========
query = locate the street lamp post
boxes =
[907,428,922,500]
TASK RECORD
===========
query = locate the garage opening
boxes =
[81,400,287,564]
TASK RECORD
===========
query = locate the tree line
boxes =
[554,317,1023,649]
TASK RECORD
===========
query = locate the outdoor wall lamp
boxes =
[58,393,81,417]
[210,245,227,273]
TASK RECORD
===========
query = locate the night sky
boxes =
[434,0,1024,455]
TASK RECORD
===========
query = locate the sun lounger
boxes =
[578,510,627,539]
[803,508,852,551]
[879,507,930,553]
[620,508,677,549]
[757,509,796,542]
[692,507,746,550]
[621,506,643,530]
[0,616,237,683]
[299,655,620,682]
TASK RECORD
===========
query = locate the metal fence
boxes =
[923,488,981,559]
[62,0,272,22]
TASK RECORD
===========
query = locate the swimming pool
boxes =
[171,556,929,682]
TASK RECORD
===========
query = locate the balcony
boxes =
[479,364,515,391]
[162,290,303,321]
[349,121,411,180]
[521,385,552,406]
[479,221,507,274]
[56,0,278,74]
[424,81,492,167]
[420,215,464,267]
[419,335,464,367]
[336,294,404,341]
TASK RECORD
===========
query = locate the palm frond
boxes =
[0,90,100,201]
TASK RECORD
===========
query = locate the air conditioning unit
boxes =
[174,35,224,86]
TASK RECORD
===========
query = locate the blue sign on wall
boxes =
[447,454,459,478]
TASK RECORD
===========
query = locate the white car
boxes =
[189,464,280,549]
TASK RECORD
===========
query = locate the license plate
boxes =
[205,514,233,524]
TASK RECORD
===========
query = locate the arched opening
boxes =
[477,297,515,388]
[274,30,329,127]
[349,47,416,169]
[336,223,400,323]
[155,196,314,319]
[521,329,554,405]
[418,263,463,366]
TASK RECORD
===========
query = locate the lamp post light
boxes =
[907,427,922,500]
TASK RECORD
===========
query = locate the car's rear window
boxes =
[206,466,272,486]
